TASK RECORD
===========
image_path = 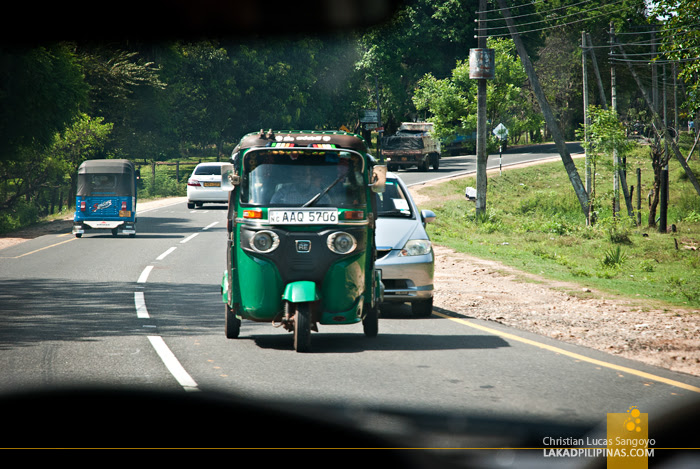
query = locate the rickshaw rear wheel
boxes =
[293,303,312,353]
[225,303,241,339]
[362,305,378,338]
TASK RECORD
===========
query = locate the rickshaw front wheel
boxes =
[225,303,241,339]
[293,303,312,353]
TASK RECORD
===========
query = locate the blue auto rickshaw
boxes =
[72,159,138,238]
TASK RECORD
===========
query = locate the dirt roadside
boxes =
[409,166,699,379]
[1,179,698,378]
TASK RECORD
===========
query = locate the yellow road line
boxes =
[5,237,76,258]
[433,311,700,394]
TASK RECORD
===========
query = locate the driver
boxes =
[270,165,335,205]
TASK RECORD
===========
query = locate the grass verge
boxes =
[419,142,700,310]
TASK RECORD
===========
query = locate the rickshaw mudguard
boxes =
[282,281,319,303]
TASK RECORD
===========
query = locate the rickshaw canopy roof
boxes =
[76,159,136,197]
[78,159,135,175]
[234,130,368,154]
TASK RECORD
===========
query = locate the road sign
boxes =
[360,110,378,123]
[493,123,508,140]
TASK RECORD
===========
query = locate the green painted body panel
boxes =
[235,246,283,321]
[320,253,366,312]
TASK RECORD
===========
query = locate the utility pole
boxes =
[586,33,607,109]
[471,0,492,218]
[660,64,668,232]
[582,31,591,200]
[497,0,589,219]
[610,23,620,217]
[375,75,383,163]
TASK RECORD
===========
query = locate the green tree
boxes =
[577,106,633,222]
[1,44,87,162]
[162,41,237,159]
[78,45,166,160]
[357,0,478,131]
[651,0,700,117]
[413,38,539,148]
[50,113,114,206]
[0,44,87,223]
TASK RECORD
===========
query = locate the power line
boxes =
[609,56,700,64]
[610,47,699,58]
[477,0,595,22]
[477,4,627,38]
[480,0,624,33]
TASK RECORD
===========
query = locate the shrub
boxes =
[601,245,627,268]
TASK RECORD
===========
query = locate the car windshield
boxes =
[240,150,366,208]
[377,179,412,217]
[3,0,699,461]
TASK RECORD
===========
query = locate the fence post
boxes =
[636,168,642,226]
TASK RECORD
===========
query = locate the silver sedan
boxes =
[375,173,436,317]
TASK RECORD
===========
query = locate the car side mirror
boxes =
[370,165,387,193]
[421,209,436,224]
[220,163,239,191]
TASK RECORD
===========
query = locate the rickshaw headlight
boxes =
[328,232,357,254]
[250,230,280,253]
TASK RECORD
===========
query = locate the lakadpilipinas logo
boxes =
[542,406,654,466]
[606,406,654,468]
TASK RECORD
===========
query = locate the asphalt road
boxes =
[1,143,699,451]
[388,141,585,187]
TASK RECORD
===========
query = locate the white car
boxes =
[186,162,229,209]
[375,173,436,317]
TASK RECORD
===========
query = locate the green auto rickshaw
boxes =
[220,130,386,352]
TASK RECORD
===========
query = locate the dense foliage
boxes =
[1,0,698,231]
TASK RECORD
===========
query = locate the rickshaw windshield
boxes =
[240,149,367,208]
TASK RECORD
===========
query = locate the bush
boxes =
[0,200,40,234]
[139,171,186,198]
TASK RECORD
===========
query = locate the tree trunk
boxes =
[612,37,700,198]
[647,137,665,228]
[497,0,590,220]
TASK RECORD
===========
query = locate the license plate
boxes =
[119,210,131,217]
[269,208,338,225]
[203,182,220,187]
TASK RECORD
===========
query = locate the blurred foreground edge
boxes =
[3,0,403,44]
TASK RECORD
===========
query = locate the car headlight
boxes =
[250,230,280,253]
[327,232,357,254]
[398,239,432,257]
